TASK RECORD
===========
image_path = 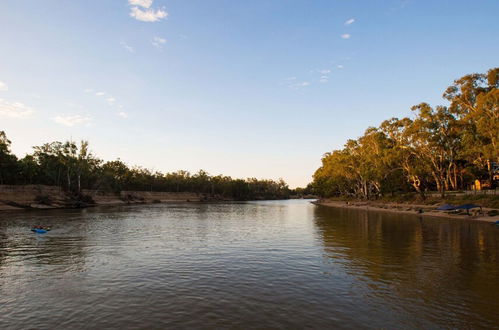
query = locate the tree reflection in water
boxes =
[313,206,499,328]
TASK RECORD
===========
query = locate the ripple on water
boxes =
[1,200,499,329]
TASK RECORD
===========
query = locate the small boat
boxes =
[436,204,456,211]
[31,226,51,233]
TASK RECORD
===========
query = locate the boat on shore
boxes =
[31,226,51,233]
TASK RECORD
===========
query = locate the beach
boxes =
[313,199,499,223]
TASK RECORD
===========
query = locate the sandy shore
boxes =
[313,200,499,223]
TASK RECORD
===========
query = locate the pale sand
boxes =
[313,200,499,223]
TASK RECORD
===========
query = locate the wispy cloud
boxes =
[319,74,329,83]
[317,69,331,84]
[152,36,167,49]
[128,0,152,8]
[289,81,310,90]
[120,41,134,53]
[341,34,351,39]
[337,64,344,69]
[88,90,121,108]
[118,112,129,118]
[345,18,355,26]
[282,77,311,90]
[53,114,91,127]
[0,81,8,91]
[129,4,168,22]
[0,99,35,118]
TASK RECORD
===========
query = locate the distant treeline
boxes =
[0,134,290,200]
[313,68,499,199]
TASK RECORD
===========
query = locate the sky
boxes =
[1,0,498,188]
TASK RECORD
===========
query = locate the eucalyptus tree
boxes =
[406,103,462,197]
[379,118,429,198]
[444,67,499,185]
[0,131,19,184]
[32,142,65,187]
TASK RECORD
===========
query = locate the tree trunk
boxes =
[487,159,493,188]
[67,168,71,191]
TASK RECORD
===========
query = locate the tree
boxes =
[444,67,499,186]
[0,131,19,184]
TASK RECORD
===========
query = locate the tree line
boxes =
[0,133,290,200]
[313,68,498,199]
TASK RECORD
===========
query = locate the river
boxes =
[1,200,498,329]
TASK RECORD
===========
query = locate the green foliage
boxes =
[0,131,20,184]
[0,131,290,201]
[313,68,499,199]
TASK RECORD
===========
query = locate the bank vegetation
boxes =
[0,134,290,201]
[313,68,499,201]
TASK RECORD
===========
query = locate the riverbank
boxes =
[0,184,229,212]
[313,199,499,223]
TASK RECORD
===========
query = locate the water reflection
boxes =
[313,206,499,328]
[0,201,498,329]
[0,210,88,273]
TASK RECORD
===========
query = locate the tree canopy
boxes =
[312,68,499,199]
[0,135,290,200]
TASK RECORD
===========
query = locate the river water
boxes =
[0,200,498,329]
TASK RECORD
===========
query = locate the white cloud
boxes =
[152,36,167,48]
[118,112,129,118]
[128,0,152,8]
[319,69,331,74]
[0,99,35,118]
[130,6,168,22]
[341,34,351,39]
[289,81,310,89]
[345,18,355,25]
[107,97,116,105]
[0,81,8,91]
[120,41,134,53]
[84,88,93,93]
[91,91,119,106]
[53,114,91,127]
[337,64,344,69]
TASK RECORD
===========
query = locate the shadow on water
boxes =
[313,205,499,328]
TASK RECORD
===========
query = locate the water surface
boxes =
[1,200,498,329]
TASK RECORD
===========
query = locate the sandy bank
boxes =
[313,200,499,223]
[0,184,223,212]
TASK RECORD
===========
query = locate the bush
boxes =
[487,210,498,217]
[35,195,52,205]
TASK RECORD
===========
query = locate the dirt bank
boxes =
[313,199,499,223]
[0,184,221,211]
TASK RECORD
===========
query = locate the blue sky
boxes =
[1,0,498,187]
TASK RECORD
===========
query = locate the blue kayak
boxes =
[31,228,48,234]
